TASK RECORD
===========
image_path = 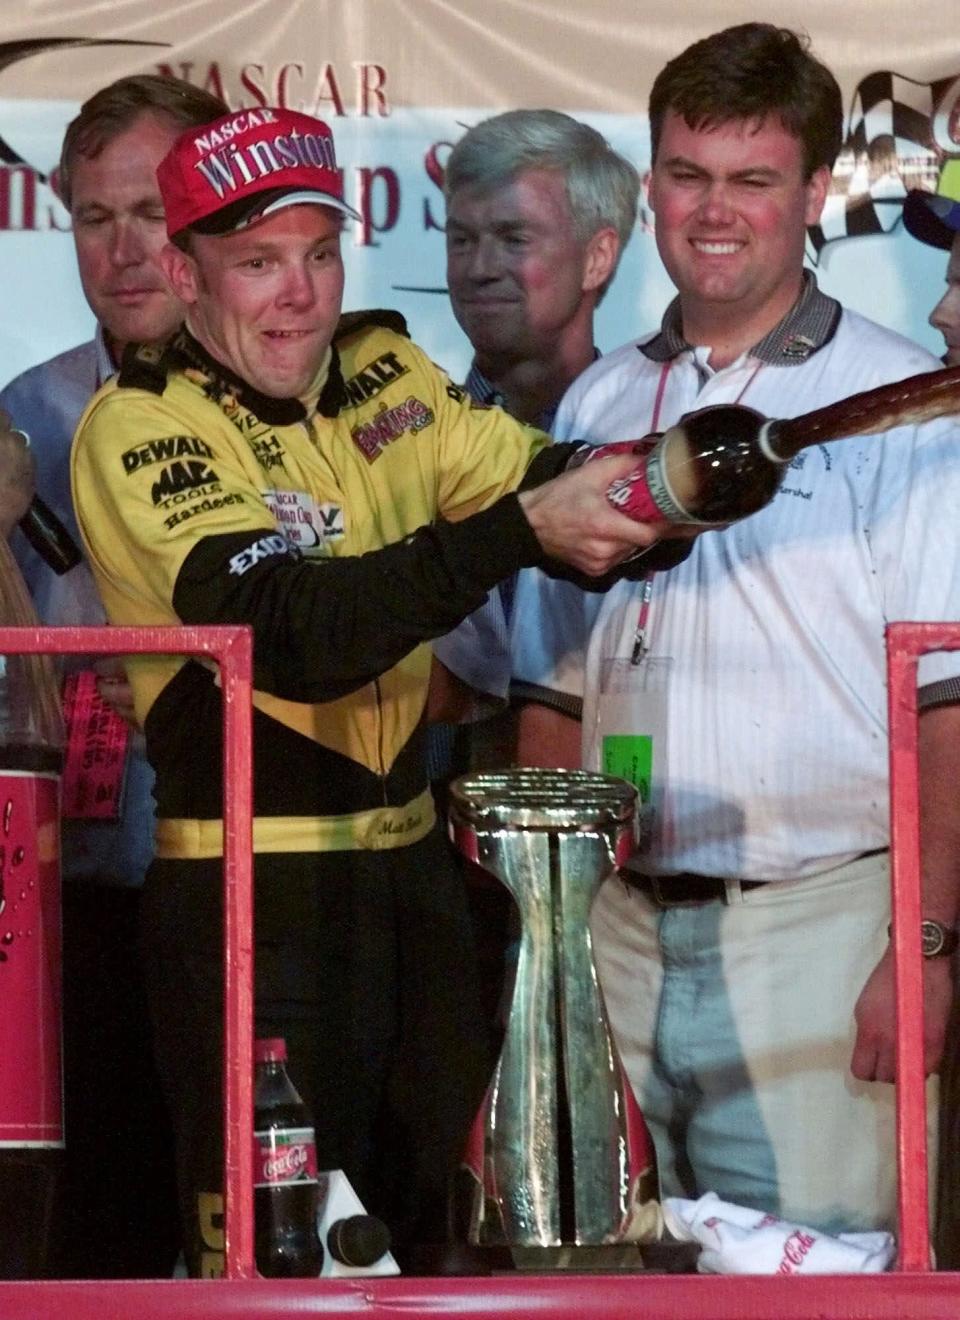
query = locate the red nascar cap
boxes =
[157,106,362,238]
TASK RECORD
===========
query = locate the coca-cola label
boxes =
[0,770,63,1147]
[252,1126,318,1187]
[589,437,675,527]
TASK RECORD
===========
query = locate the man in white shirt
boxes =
[511,22,960,1234]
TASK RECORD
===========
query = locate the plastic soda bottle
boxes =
[253,1037,323,1277]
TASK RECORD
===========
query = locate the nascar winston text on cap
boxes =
[157,106,362,238]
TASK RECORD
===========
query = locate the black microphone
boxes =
[326,1214,391,1267]
[5,426,82,575]
[19,495,82,576]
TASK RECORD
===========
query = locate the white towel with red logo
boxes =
[662,1192,895,1274]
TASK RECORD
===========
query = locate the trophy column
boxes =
[449,768,669,1269]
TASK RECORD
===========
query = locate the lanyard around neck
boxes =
[629,355,764,664]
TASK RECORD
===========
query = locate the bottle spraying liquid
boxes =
[588,362,960,529]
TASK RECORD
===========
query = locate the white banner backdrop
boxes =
[0,1,957,389]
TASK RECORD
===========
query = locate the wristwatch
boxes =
[888,920,959,957]
[921,919,959,959]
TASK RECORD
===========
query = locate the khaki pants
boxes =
[591,851,937,1235]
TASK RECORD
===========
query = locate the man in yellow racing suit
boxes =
[70,104,674,1273]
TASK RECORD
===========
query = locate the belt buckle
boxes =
[724,877,745,906]
[649,874,689,908]
[647,873,735,907]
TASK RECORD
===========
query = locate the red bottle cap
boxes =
[254,1037,287,1063]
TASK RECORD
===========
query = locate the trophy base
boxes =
[409,1239,700,1276]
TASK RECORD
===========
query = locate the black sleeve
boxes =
[517,442,585,489]
[172,493,543,702]
[539,535,694,590]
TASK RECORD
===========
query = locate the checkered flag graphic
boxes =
[807,70,953,258]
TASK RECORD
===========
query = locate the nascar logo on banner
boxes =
[0,2,957,387]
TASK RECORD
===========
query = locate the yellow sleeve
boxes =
[71,382,277,625]
[406,343,551,522]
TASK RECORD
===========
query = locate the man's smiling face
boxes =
[166,204,345,399]
[649,111,829,339]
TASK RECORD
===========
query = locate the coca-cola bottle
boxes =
[0,537,65,1278]
[599,405,781,527]
[253,1037,323,1277]
[587,362,960,530]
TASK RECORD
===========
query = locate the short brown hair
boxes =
[649,24,842,178]
[59,74,228,209]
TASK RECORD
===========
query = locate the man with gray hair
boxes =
[428,108,679,1044]
[444,107,638,427]
[432,107,649,714]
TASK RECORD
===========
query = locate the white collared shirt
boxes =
[511,307,960,880]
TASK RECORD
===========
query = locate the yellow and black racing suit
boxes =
[70,311,581,1271]
[71,313,573,852]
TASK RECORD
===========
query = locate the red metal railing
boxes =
[885,619,960,1271]
[0,625,256,1277]
[0,619,955,1318]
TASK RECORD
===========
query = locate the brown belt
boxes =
[621,871,766,907]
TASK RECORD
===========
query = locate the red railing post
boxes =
[886,620,960,1272]
[217,626,255,1279]
[0,625,255,1279]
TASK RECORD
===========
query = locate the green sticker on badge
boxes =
[602,734,653,801]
